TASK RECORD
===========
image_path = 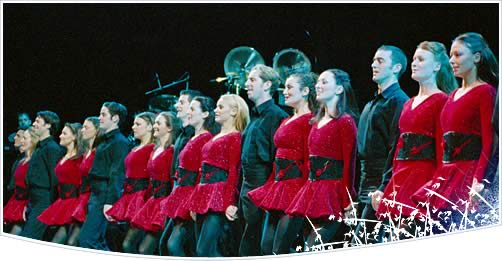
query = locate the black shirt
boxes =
[88,128,130,205]
[170,125,195,180]
[357,82,409,191]
[25,136,65,192]
[241,99,288,180]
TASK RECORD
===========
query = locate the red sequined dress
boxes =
[286,114,357,220]
[187,132,242,214]
[106,144,155,222]
[71,150,95,223]
[412,84,496,214]
[38,156,83,225]
[131,146,174,232]
[153,132,212,228]
[376,93,447,219]
[248,113,312,212]
[3,160,30,223]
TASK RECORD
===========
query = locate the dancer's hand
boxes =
[371,190,383,211]
[225,205,238,221]
[22,206,27,221]
[469,178,485,204]
[103,204,115,222]
[470,178,484,196]
[343,203,357,225]
[190,211,197,221]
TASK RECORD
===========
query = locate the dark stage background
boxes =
[2,3,499,157]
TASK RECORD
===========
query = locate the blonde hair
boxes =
[25,127,40,155]
[220,94,250,132]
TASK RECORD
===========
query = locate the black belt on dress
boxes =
[123,177,150,194]
[151,179,172,198]
[176,168,198,186]
[14,186,29,200]
[308,156,343,181]
[58,183,79,199]
[396,132,435,160]
[274,158,302,181]
[442,132,482,163]
[200,163,228,184]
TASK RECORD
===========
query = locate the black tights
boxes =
[67,224,81,246]
[51,225,69,244]
[9,224,23,236]
[158,218,173,256]
[303,218,342,251]
[138,232,159,255]
[376,218,427,242]
[122,227,145,253]
[167,219,195,256]
[119,225,160,254]
[195,213,225,257]
[260,211,304,255]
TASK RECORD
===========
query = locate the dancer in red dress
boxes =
[412,32,498,233]
[67,116,99,246]
[286,69,359,251]
[129,111,181,254]
[3,127,39,235]
[247,72,318,254]
[156,96,215,256]
[38,123,84,244]
[371,41,457,241]
[186,94,249,257]
[105,111,155,253]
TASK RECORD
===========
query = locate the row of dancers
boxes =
[3,32,499,256]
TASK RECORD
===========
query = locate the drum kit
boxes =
[147,46,313,111]
[216,46,313,95]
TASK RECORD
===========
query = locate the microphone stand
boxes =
[145,73,190,95]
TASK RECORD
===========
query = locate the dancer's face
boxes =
[215,97,235,125]
[283,76,307,109]
[81,120,98,141]
[315,71,338,103]
[153,114,171,139]
[188,100,207,128]
[411,48,439,83]
[245,69,268,103]
[59,126,76,148]
[131,117,152,140]
[175,94,191,122]
[371,49,395,84]
[32,116,50,137]
[20,130,32,153]
[449,40,479,79]
[99,106,117,132]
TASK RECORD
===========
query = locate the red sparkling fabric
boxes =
[188,132,242,214]
[377,93,447,219]
[3,160,30,223]
[248,113,313,212]
[286,114,357,220]
[413,84,496,213]
[106,144,154,222]
[38,157,82,225]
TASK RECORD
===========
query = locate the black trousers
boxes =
[352,159,386,245]
[19,188,51,240]
[351,202,379,245]
[238,177,267,256]
[167,219,195,256]
[78,181,110,250]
